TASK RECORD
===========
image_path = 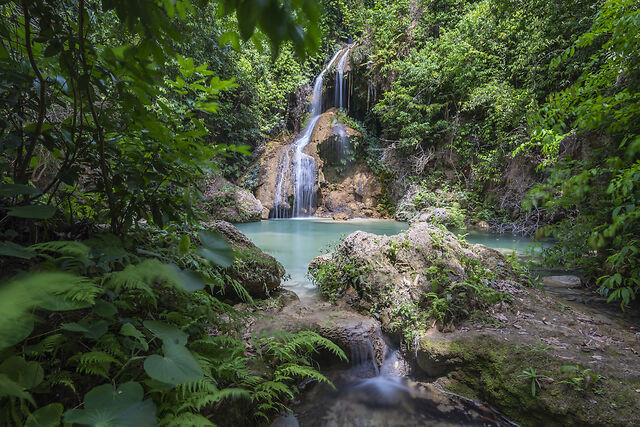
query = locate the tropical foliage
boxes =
[0,0,347,424]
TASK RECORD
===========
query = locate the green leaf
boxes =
[0,356,44,390]
[143,320,187,345]
[197,230,234,267]
[0,241,36,259]
[25,403,64,427]
[143,342,203,385]
[64,382,157,427]
[120,323,149,351]
[0,183,41,196]
[94,300,118,318]
[39,294,92,311]
[61,320,108,340]
[0,373,35,405]
[0,316,34,351]
[7,205,56,219]
[219,31,240,50]
[168,264,206,292]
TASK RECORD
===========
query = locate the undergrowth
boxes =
[0,224,345,426]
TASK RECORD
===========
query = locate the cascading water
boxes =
[334,46,351,110]
[272,47,346,218]
[273,333,516,426]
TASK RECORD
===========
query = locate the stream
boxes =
[238,219,538,426]
[237,218,640,425]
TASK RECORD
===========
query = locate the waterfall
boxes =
[335,46,351,109]
[272,47,346,218]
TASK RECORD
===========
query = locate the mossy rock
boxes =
[416,301,640,426]
[209,220,285,297]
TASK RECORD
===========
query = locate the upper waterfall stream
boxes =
[272,47,348,218]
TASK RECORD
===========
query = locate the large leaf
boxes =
[61,319,108,340]
[0,356,44,389]
[0,183,40,196]
[94,300,118,318]
[7,205,57,219]
[0,241,36,259]
[143,342,203,385]
[168,264,206,292]
[143,320,187,345]
[39,294,92,311]
[0,316,35,351]
[0,373,35,405]
[25,403,63,427]
[64,382,157,427]
[197,230,234,267]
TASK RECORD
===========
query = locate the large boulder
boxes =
[242,292,387,368]
[416,287,640,426]
[308,222,514,337]
[208,221,285,297]
[203,175,263,223]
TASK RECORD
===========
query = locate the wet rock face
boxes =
[207,220,285,297]
[247,295,388,368]
[252,110,383,219]
[311,110,383,219]
[203,175,263,223]
[253,139,296,218]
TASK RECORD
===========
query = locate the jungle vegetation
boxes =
[0,0,638,424]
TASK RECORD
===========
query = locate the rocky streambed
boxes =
[228,219,640,426]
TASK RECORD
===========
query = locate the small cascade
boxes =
[272,47,347,218]
[334,46,351,110]
[336,124,349,161]
[273,150,292,218]
[349,338,380,378]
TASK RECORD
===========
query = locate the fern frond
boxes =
[275,364,332,387]
[285,331,347,361]
[31,241,90,259]
[62,276,101,305]
[161,412,215,427]
[103,259,169,304]
[228,278,253,304]
[69,351,120,378]
[24,333,67,357]
[176,378,218,397]
[95,334,126,359]
[176,387,250,412]
[253,381,294,400]
[45,370,76,392]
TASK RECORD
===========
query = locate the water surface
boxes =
[238,218,408,299]
[237,219,544,300]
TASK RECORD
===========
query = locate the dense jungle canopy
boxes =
[0,0,638,425]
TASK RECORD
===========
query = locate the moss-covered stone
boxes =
[203,175,263,223]
[209,220,285,297]
[417,309,640,426]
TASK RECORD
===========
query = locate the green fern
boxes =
[31,241,91,259]
[24,334,67,357]
[69,351,121,378]
[160,412,215,426]
[103,259,170,304]
[275,364,332,386]
[44,370,76,392]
